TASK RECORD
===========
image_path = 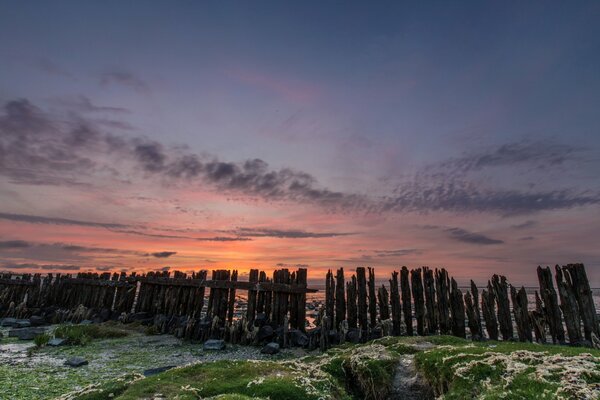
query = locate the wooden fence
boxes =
[321,263,599,349]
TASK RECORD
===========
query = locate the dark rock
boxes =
[346,328,361,343]
[257,325,274,342]
[203,339,226,350]
[143,365,176,377]
[254,312,268,327]
[261,342,280,355]
[1,318,18,327]
[29,316,46,327]
[8,327,46,340]
[79,319,93,325]
[290,329,309,347]
[48,338,67,347]
[65,357,88,367]
[130,312,150,321]
[16,320,31,328]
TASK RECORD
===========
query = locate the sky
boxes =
[1,1,599,286]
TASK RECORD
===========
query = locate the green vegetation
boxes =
[54,324,129,345]
[33,333,51,348]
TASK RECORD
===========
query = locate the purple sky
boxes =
[1,1,599,286]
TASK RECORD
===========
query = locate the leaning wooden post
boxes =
[511,285,532,342]
[492,275,513,341]
[247,269,259,324]
[530,291,547,344]
[347,275,358,329]
[335,268,346,330]
[356,267,369,339]
[227,270,238,324]
[465,290,480,340]
[537,266,565,344]
[423,267,437,334]
[435,268,451,335]
[296,268,308,332]
[400,266,413,336]
[368,267,377,328]
[449,278,466,338]
[389,271,402,336]
[567,264,599,343]
[555,265,581,344]
[411,268,425,336]
[481,283,499,340]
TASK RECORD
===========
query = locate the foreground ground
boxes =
[1,323,599,399]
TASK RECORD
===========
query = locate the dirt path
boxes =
[388,343,435,400]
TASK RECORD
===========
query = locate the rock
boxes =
[203,339,226,350]
[80,319,93,325]
[254,312,268,327]
[1,318,18,327]
[346,328,361,344]
[261,342,280,354]
[257,325,274,342]
[29,316,46,326]
[143,365,176,377]
[290,329,309,347]
[8,327,46,340]
[48,338,67,347]
[65,357,88,367]
[16,320,31,328]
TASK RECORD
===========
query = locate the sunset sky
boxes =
[1,1,599,286]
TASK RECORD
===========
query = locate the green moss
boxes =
[54,324,129,345]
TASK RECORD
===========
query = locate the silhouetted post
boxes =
[481,283,498,340]
[449,278,466,338]
[335,268,346,330]
[356,267,369,339]
[227,270,238,324]
[511,285,532,342]
[296,268,308,331]
[566,264,599,343]
[378,284,390,320]
[247,269,259,323]
[256,271,267,314]
[400,266,413,335]
[411,268,425,335]
[537,266,565,343]
[423,267,437,334]
[492,275,513,340]
[531,291,547,344]
[325,269,335,330]
[368,267,377,328]
[389,271,402,336]
[435,268,451,335]
[347,275,358,329]
[465,291,480,340]
[555,265,581,343]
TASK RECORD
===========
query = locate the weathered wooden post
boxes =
[389,271,402,336]
[555,265,581,344]
[537,266,565,344]
[481,282,498,340]
[325,269,335,330]
[356,267,369,339]
[368,267,377,328]
[247,269,259,323]
[491,275,513,341]
[435,268,451,335]
[411,268,425,335]
[566,264,599,344]
[335,268,346,330]
[401,266,413,336]
[449,278,466,338]
[511,285,532,342]
[378,284,390,321]
[423,267,437,334]
[347,275,358,329]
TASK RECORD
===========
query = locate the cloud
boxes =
[511,220,538,229]
[1,262,81,271]
[372,249,422,257]
[0,212,128,229]
[0,240,31,249]
[150,251,177,258]
[230,227,355,239]
[444,227,504,245]
[100,70,150,93]
[34,59,73,79]
[53,95,130,114]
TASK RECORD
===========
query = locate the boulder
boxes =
[253,313,268,327]
[257,325,274,342]
[346,328,361,344]
[203,339,226,350]
[79,320,93,325]
[290,329,309,347]
[1,318,18,327]
[143,366,176,377]
[65,357,88,367]
[48,338,67,347]
[8,327,46,340]
[16,320,31,328]
[261,342,280,355]
[29,316,46,327]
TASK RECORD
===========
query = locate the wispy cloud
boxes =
[149,251,177,258]
[0,212,128,229]
[229,227,355,239]
[100,70,150,94]
[444,227,504,245]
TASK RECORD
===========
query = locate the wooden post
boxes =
[411,268,425,335]
[335,268,346,330]
[378,284,390,320]
[465,291,480,340]
[227,270,238,324]
[492,274,513,341]
[400,266,413,336]
[531,291,547,344]
[537,266,565,344]
[481,283,499,340]
[511,285,532,342]
[449,278,466,338]
[325,269,335,330]
[435,268,451,335]
[423,267,437,334]
[356,267,369,339]
[347,275,358,329]
[247,269,259,323]
[368,267,377,328]
[555,265,581,343]
[296,268,308,331]
[389,271,402,336]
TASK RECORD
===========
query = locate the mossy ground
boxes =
[2,324,599,400]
